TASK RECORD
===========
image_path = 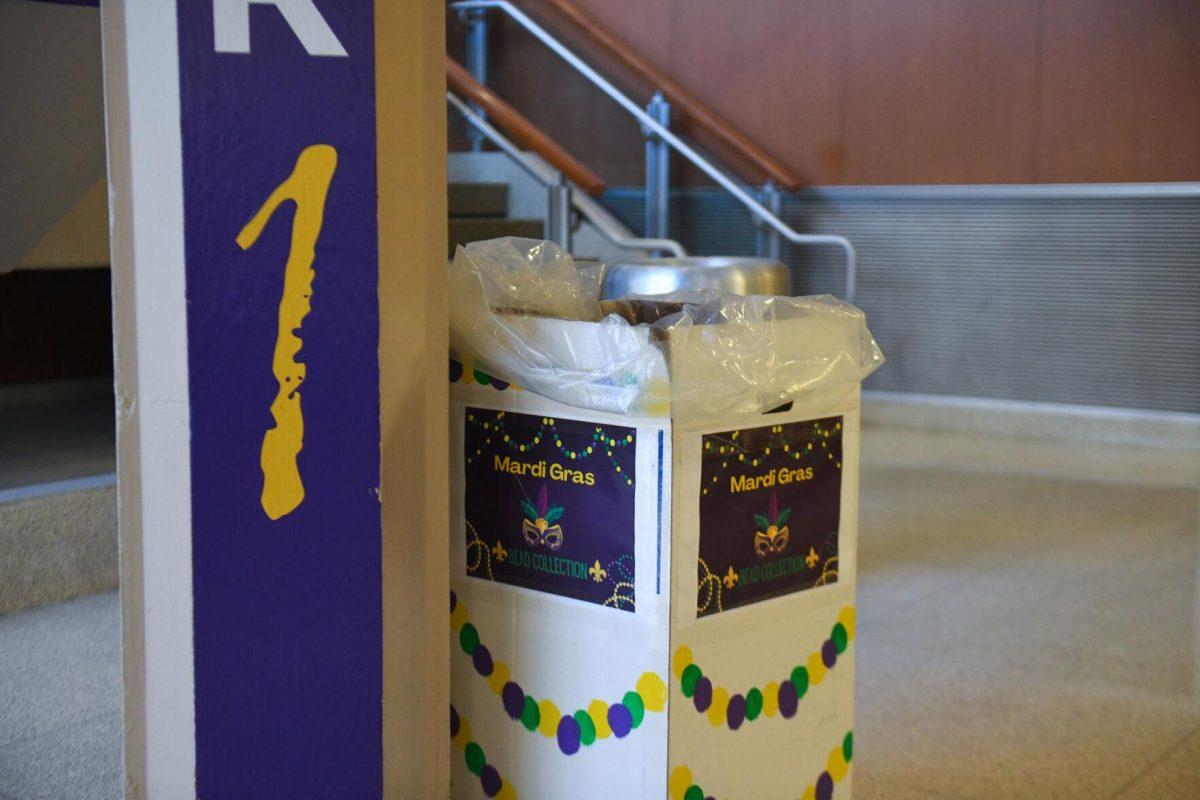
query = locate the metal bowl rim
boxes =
[605,256,786,270]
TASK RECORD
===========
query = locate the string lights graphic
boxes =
[701,420,842,496]
[465,411,635,488]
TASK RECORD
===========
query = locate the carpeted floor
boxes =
[0,424,1197,799]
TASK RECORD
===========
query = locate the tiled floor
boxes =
[0,594,120,800]
[853,426,1200,799]
[0,425,1197,798]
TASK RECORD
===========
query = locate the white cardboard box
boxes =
[449,315,861,800]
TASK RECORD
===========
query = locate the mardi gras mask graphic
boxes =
[753,490,792,557]
[521,484,564,551]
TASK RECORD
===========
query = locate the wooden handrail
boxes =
[528,0,805,192]
[446,57,607,197]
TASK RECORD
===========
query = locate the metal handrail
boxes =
[448,92,688,257]
[447,56,606,196]
[449,0,857,301]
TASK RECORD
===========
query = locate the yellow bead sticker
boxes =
[706,686,730,727]
[537,699,561,738]
[827,745,849,781]
[449,601,468,632]
[451,716,471,751]
[762,680,780,717]
[838,605,856,638]
[807,651,828,685]
[672,645,694,679]
[668,765,693,800]
[638,671,668,713]
[589,699,612,739]
[487,660,509,695]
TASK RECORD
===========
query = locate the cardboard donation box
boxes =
[448,240,882,800]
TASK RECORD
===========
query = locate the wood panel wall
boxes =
[448,0,1200,186]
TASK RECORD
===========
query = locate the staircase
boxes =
[447,182,542,257]
[0,379,117,615]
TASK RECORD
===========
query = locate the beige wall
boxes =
[378,1,450,796]
[0,1,108,271]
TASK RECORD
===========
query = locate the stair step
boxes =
[448,218,544,258]
[0,379,117,614]
[0,476,117,614]
[448,182,508,218]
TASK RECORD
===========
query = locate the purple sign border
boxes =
[177,3,382,797]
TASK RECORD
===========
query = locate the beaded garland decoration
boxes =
[450,591,667,755]
[672,606,855,730]
[465,520,496,580]
[450,355,519,391]
[668,731,853,800]
[451,704,519,800]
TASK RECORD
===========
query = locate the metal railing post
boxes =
[448,2,857,298]
[447,92,687,256]
[755,181,783,260]
[547,173,573,251]
[643,91,671,252]
[464,9,489,151]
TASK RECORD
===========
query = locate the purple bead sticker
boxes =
[472,644,494,676]
[501,682,525,720]
[778,679,799,719]
[480,764,502,797]
[822,639,838,668]
[556,714,582,755]
[693,677,713,713]
[608,703,634,738]
[726,692,747,730]
[816,771,834,800]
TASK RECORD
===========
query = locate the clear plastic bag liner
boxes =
[449,238,884,417]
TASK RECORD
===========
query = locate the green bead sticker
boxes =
[843,731,854,762]
[464,742,486,776]
[744,687,764,721]
[574,709,596,746]
[459,623,480,655]
[623,690,645,728]
[681,664,702,697]
[832,622,848,654]
[790,665,810,698]
[520,696,540,732]
[684,785,705,800]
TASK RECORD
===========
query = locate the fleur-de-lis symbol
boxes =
[805,547,819,569]
[493,540,507,562]
[589,560,608,583]
[723,566,739,589]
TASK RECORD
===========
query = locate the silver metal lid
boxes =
[600,256,791,300]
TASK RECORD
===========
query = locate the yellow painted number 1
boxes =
[236,144,337,520]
